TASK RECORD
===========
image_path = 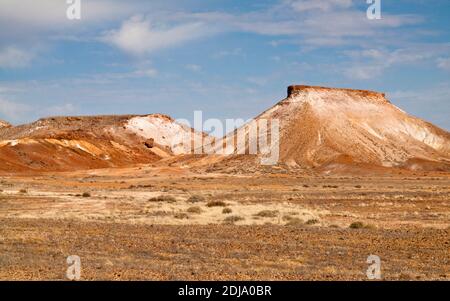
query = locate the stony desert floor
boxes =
[0,165,449,280]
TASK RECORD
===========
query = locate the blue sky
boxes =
[0,0,449,130]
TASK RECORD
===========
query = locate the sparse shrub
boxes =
[148,210,171,217]
[285,218,304,227]
[224,215,244,224]
[19,189,27,194]
[283,215,294,221]
[305,219,319,225]
[254,210,279,218]
[82,192,91,198]
[174,213,189,219]
[222,208,232,214]
[148,195,177,203]
[323,185,338,189]
[354,185,362,189]
[206,200,227,207]
[349,222,364,229]
[187,195,205,203]
[187,206,202,214]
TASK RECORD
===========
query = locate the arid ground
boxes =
[0,165,449,280]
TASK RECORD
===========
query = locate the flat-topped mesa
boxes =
[287,85,386,99]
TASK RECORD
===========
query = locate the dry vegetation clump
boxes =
[349,222,364,229]
[349,222,375,229]
[282,215,297,221]
[186,206,202,214]
[284,217,304,227]
[224,215,244,224]
[149,195,177,203]
[187,195,205,203]
[254,210,279,218]
[206,201,227,207]
[174,213,189,219]
[222,208,232,214]
[82,192,91,198]
[147,210,171,217]
[305,219,320,225]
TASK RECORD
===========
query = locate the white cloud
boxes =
[0,0,138,31]
[130,68,158,78]
[387,82,450,130]
[0,46,34,68]
[0,98,31,122]
[185,64,202,72]
[437,58,450,71]
[212,48,244,59]
[189,4,422,48]
[290,0,353,12]
[102,16,213,56]
[344,64,384,80]
[342,47,443,80]
[42,103,77,117]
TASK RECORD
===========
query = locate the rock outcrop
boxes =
[0,120,11,129]
[0,114,204,172]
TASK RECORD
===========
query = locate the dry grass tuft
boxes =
[174,213,189,219]
[222,208,232,214]
[149,195,177,203]
[285,218,304,227]
[254,210,279,218]
[305,219,320,225]
[349,221,375,229]
[206,201,227,207]
[187,195,205,203]
[186,206,202,214]
[223,215,244,224]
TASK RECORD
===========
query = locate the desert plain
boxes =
[1,163,449,280]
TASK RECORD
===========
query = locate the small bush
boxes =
[206,201,227,207]
[187,206,202,214]
[224,215,244,224]
[187,195,205,203]
[254,210,279,218]
[349,222,364,229]
[148,195,177,203]
[282,214,300,221]
[19,189,27,194]
[354,185,362,189]
[82,192,91,198]
[305,219,320,225]
[174,213,189,219]
[285,218,304,227]
[222,208,232,214]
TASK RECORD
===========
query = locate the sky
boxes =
[0,0,449,130]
